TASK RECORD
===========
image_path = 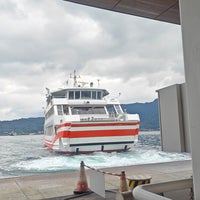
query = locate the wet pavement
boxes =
[0,160,192,200]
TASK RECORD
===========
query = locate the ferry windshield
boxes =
[57,105,69,115]
[71,107,106,115]
[81,91,91,99]
[106,104,123,116]
[115,105,123,114]
[68,90,102,100]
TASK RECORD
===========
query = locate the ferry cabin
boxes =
[44,88,125,135]
[44,86,140,153]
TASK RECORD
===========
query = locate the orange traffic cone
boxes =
[74,161,89,194]
[119,171,129,192]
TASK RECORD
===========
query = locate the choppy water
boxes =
[0,131,191,178]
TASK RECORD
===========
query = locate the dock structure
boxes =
[0,160,192,200]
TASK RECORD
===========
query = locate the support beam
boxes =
[179,0,200,199]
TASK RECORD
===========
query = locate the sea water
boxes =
[0,131,191,178]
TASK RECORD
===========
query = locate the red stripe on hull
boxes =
[57,129,139,138]
[44,121,139,153]
[45,128,138,146]
[44,141,53,149]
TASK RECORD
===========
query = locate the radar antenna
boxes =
[45,87,50,95]
[70,70,80,87]
[97,79,100,87]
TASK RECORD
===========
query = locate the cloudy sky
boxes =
[0,0,184,121]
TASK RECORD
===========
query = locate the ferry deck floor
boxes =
[0,160,192,200]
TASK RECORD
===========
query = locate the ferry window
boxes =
[45,125,54,136]
[106,105,116,116]
[71,107,106,115]
[71,108,76,115]
[75,91,80,99]
[81,91,91,99]
[63,105,69,115]
[93,107,106,114]
[92,91,96,99]
[115,105,123,114]
[71,107,83,115]
[57,105,63,115]
[46,106,54,118]
[69,91,74,99]
[97,91,102,99]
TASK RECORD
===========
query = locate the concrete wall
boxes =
[180,83,191,152]
[180,0,200,198]
[157,83,190,153]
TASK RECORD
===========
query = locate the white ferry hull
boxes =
[44,121,139,154]
[44,71,140,154]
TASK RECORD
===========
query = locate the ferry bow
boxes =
[44,71,140,154]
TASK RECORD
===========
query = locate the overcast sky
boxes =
[0,0,185,121]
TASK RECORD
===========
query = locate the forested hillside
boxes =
[0,117,44,135]
[121,99,159,130]
[0,99,159,135]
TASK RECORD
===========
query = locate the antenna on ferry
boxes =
[97,79,100,87]
[46,87,50,94]
[66,80,69,87]
[70,70,80,87]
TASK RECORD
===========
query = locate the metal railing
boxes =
[133,178,193,200]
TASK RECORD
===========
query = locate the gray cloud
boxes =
[0,0,184,120]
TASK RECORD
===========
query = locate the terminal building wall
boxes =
[157,83,190,153]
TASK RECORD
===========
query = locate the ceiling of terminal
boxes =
[64,0,180,24]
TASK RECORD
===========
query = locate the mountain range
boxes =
[121,98,159,131]
[0,99,159,136]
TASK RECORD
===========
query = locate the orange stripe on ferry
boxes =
[57,129,139,138]
[56,123,71,130]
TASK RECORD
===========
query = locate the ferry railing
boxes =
[132,178,193,200]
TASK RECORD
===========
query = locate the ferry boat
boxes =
[44,71,140,154]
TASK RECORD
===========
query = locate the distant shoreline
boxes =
[0,99,159,135]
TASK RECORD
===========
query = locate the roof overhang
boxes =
[63,0,180,25]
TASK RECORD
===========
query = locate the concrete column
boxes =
[179,0,200,198]
[157,84,185,153]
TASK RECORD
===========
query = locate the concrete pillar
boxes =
[179,0,200,198]
[157,84,185,153]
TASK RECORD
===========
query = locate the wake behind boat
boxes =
[44,71,140,154]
